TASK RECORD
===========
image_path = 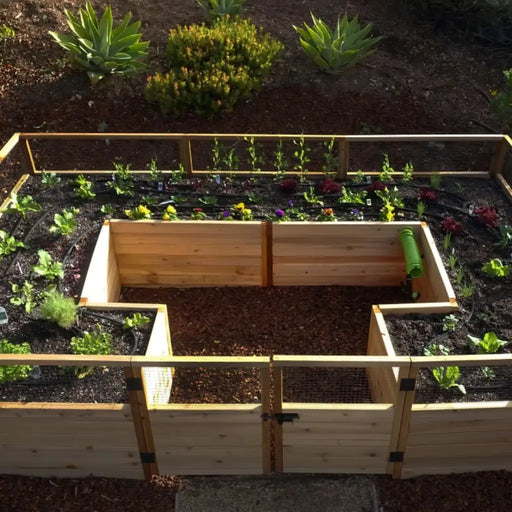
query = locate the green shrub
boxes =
[39,289,78,328]
[197,0,245,21]
[492,68,512,127]
[0,340,32,383]
[145,18,283,116]
[48,1,149,85]
[293,13,382,74]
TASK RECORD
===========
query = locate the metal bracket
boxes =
[261,413,300,425]
[140,452,156,464]
[389,451,404,463]
[400,378,416,392]
[126,377,143,392]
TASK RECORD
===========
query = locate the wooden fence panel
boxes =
[281,404,394,473]
[149,404,264,475]
[402,402,512,478]
[0,404,141,478]
[110,220,264,287]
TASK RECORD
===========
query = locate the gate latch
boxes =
[261,413,299,425]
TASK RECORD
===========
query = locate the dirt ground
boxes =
[1,0,512,510]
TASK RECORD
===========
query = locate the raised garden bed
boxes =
[1,132,512,480]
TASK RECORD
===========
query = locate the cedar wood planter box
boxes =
[2,132,512,479]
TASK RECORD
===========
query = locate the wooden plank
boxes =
[132,356,270,369]
[410,353,512,368]
[0,132,20,163]
[124,366,159,479]
[337,139,349,180]
[119,271,262,287]
[496,173,512,204]
[378,302,457,314]
[19,138,36,173]
[420,223,457,303]
[0,174,30,213]
[273,355,410,368]
[179,136,194,176]
[490,138,508,176]
[366,307,399,403]
[113,241,261,256]
[262,221,272,287]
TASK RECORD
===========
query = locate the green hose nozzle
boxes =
[399,227,424,279]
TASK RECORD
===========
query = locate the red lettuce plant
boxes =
[317,178,341,195]
[279,178,298,194]
[365,180,387,193]
[475,206,498,228]
[418,188,437,202]
[441,217,463,234]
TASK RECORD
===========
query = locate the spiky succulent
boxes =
[49,1,149,85]
[293,13,382,74]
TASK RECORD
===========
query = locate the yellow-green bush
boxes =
[145,18,283,116]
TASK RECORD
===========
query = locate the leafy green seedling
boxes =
[41,172,61,188]
[123,312,150,330]
[423,343,450,357]
[303,187,324,206]
[10,281,36,313]
[0,230,24,259]
[432,366,466,394]
[73,174,96,200]
[482,258,510,278]
[71,326,112,378]
[49,207,79,236]
[32,249,64,281]
[467,332,508,354]
[442,314,459,332]
[497,225,512,248]
[108,162,135,197]
[2,193,41,218]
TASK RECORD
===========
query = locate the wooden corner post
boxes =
[19,138,37,174]
[272,365,284,472]
[490,138,508,177]
[260,367,272,474]
[124,365,159,480]
[387,361,418,479]
[337,139,349,180]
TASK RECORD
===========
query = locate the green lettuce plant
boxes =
[482,258,510,278]
[50,207,79,236]
[71,326,112,378]
[432,366,466,394]
[0,340,32,383]
[467,332,508,354]
[32,250,64,281]
[48,1,149,85]
[293,13,382,74]
[1,193,41,218]
[123,312,150,330]
[73,174,96,200]
[10,281,36,313]
[0,230,24,259]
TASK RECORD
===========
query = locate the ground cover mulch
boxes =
[1,0,512,509]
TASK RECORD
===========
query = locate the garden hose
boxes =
[399,227,424,278]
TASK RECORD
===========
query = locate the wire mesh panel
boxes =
[414,364,512,404]
[348,140,494,173]
[282,366,373,403]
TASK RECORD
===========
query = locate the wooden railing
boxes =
[1,132,511,179]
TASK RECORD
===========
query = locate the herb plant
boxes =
[293,13,382,73]
[378,154,394,182]
[39,289,78,329]
[303,187,324,206]
[338,187,367,204]
[273,140,287,179]
[49,1,149,85]
[293,136,311,182]
[322,137,337,176]
[245,136,263,173]
[71,326,112,378]
[430,173,442,189]
[442,314,459,332]
[0,340,32,383]
[32,250,64,281]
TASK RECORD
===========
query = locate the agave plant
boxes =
[293,13,382,74]
[49,1,149,85]
[197,0,245,21]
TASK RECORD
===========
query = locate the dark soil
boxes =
[1,0,512,510]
